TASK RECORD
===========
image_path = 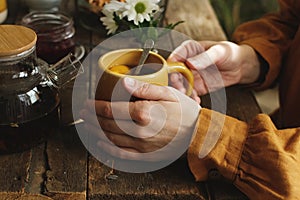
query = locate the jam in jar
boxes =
[21,11,76,64]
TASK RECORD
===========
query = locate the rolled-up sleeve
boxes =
[188,108,300,199]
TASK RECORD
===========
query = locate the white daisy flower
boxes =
[122,0,159,26]
[102,0,126,17]
[100,10,118,34]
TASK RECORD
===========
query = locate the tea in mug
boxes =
[109,63,162,75]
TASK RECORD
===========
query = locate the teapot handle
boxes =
[46,51,84,88]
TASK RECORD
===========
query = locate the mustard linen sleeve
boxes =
[188,108,300,199]
[232,0,300,89]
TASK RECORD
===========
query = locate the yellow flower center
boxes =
[135,2,146,14]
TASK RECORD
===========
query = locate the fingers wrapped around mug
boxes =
[80,79,201,161]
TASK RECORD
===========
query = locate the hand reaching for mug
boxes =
[80,77,201,162]
[168,40,261,97]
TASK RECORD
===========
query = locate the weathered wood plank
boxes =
[164,0,227,41]
[201,86,261,123]
[0,193,53,200]
[44,126,87,200]
[206,178,248,200]
[0,151,31,193]
[88,156,208,200]
[0,91,53,195]
[25,143,47,195]
[225,86,261,122]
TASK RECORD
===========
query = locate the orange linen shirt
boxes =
[187,0,300,199]
[188,109,300,199]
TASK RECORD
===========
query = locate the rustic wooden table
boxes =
[0,0,261,199]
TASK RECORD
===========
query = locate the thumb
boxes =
[168,40,205,62]
[186,45,221,71]
[197,40,218,50]
[123,77,178,102]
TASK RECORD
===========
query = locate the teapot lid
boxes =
[0,25,37,57]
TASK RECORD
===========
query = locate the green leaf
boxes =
[165,20,184,29]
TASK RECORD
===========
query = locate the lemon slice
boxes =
[0,0,6,12]
[109,65,130,74]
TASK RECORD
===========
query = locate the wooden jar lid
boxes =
[0,25,37,57]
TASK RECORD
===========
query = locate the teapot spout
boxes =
[47,51,84,88]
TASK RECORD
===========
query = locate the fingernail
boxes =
[124,77,136,88]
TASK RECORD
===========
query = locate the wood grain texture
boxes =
[164,0,227,41]
[0,193,53,200]
[25,143,47,194]
[0,150,31,193]
[0,25,37,56]
[201,86,261,123]
[44,127,87,200]
[225,86,261,122]
[88,156,208,200]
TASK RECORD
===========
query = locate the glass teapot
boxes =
[0,25,83,126]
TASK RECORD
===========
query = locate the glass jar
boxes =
[21,11,76,64]
[0,25,59,153]
[24,0,61,11]
[0,25,82,154]
[0,43,59,125]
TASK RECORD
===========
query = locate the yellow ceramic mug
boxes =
[95,49,194,101]
[0,0,7,24]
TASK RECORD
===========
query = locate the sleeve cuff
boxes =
[187,108,248,181]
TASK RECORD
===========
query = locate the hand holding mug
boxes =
[168,40,261,97]
[81,77,201,161]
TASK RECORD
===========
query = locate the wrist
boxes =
[239,45,262,84]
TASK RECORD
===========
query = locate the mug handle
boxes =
[167,61,194,96]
